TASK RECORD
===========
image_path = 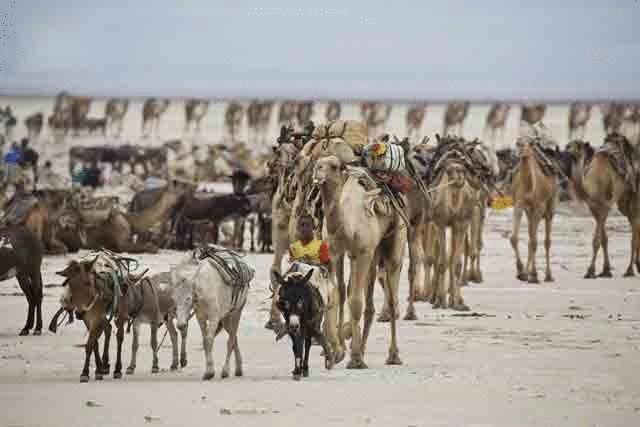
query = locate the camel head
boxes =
[312,155,345,187]
[444,161,468,189]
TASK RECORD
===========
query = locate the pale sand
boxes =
[1,204,639,426]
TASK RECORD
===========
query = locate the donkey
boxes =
[0,226,44,336]
[55,251,145,382]
[126,272,189,375]
[273,269,334,380]
[171,248,253,380]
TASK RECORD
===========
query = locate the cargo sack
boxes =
[361,142,406,174]
[312,120,367,155]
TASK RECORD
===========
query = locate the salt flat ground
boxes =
[1,205,639,427]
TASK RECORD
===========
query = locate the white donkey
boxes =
[171,247,253,380]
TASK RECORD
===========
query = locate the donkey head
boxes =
[274,269,314,337]
[56,257,99,312]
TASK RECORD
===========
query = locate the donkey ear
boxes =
[303,269,313,283]
[56,261,79,277]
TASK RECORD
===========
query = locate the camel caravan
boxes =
[2,98,640,384]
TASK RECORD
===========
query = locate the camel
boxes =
[422,160,476,309]
[24,113,44,140]
[105,98,129,138]
[509,140,558,283]
[296,102,314,128]
[484,103,510,146]
[565,136,639,277]
[141,98,170,138]
[225,102,244,143]
[325,102,341,122]
[521,104,546,126]
[442,103,469,137]
[266,142,303,328]
[360,102,392,138]
[568,103,592,141]
[313,155,406,368]
[406,104,428,140]
[246,100,263,145]
[278,101,298,126]
[257,101,274,145]
[184,98,209,135]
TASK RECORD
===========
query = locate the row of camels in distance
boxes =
[3,93,640,146]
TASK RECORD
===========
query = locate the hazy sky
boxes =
[1,0,639,100]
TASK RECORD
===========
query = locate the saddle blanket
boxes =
[195,244,255,290]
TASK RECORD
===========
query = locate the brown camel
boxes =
[520,104,546,126]
[325,102,341,122]
[142,98,170,138]
[423,160,476,309]
[24,113,44,140]
[184,98,209,135]
[360,102,392,138]
[278,101,298,126]
[296,102,314,128]
[442,103,470,137]
[509,140,558,283]
[565,136,638,277]
[484,103,510,145]
[105,98,129,138]
[313,155,405,368]
[225,102,244,143]
[568,103,592,141]
[406,104,428,140]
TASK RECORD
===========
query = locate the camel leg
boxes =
[266,214,289,329]
[383,234,404,365]
[450,224,470,311]
[544,212,554,282]
[404,225,424,320]
[462,229,470,286]
[434,227,448,308]
[346,252,373,370]
[361,256,377,354]
[335,254,347,350]
[585,212,604,279]
[422,223,437,302]
[324,286,344,365]
[126,320,140,375]
[510,207,527,281]
[634,226,640,274]
[599,216,613,278]
[166,318,179,370]
[526,212,540,284]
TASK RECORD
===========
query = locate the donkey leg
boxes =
[150,322,160,374]
[231,311,244,377]
[113,319,125,379]
[16,273,34,336]
[31,270,44,334]
[93,326,104,381]
[166,318,179,370]
[81,323,99,382]
[126,320,140,375]
[198,313,215,380]
[101,321,112,375]
[302,334,313,378]
[220,317,235,379]
[179,324,189,368]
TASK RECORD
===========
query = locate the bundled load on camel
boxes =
[596,132,638,192]
[311,120,368,155]
[424,135,496,186]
